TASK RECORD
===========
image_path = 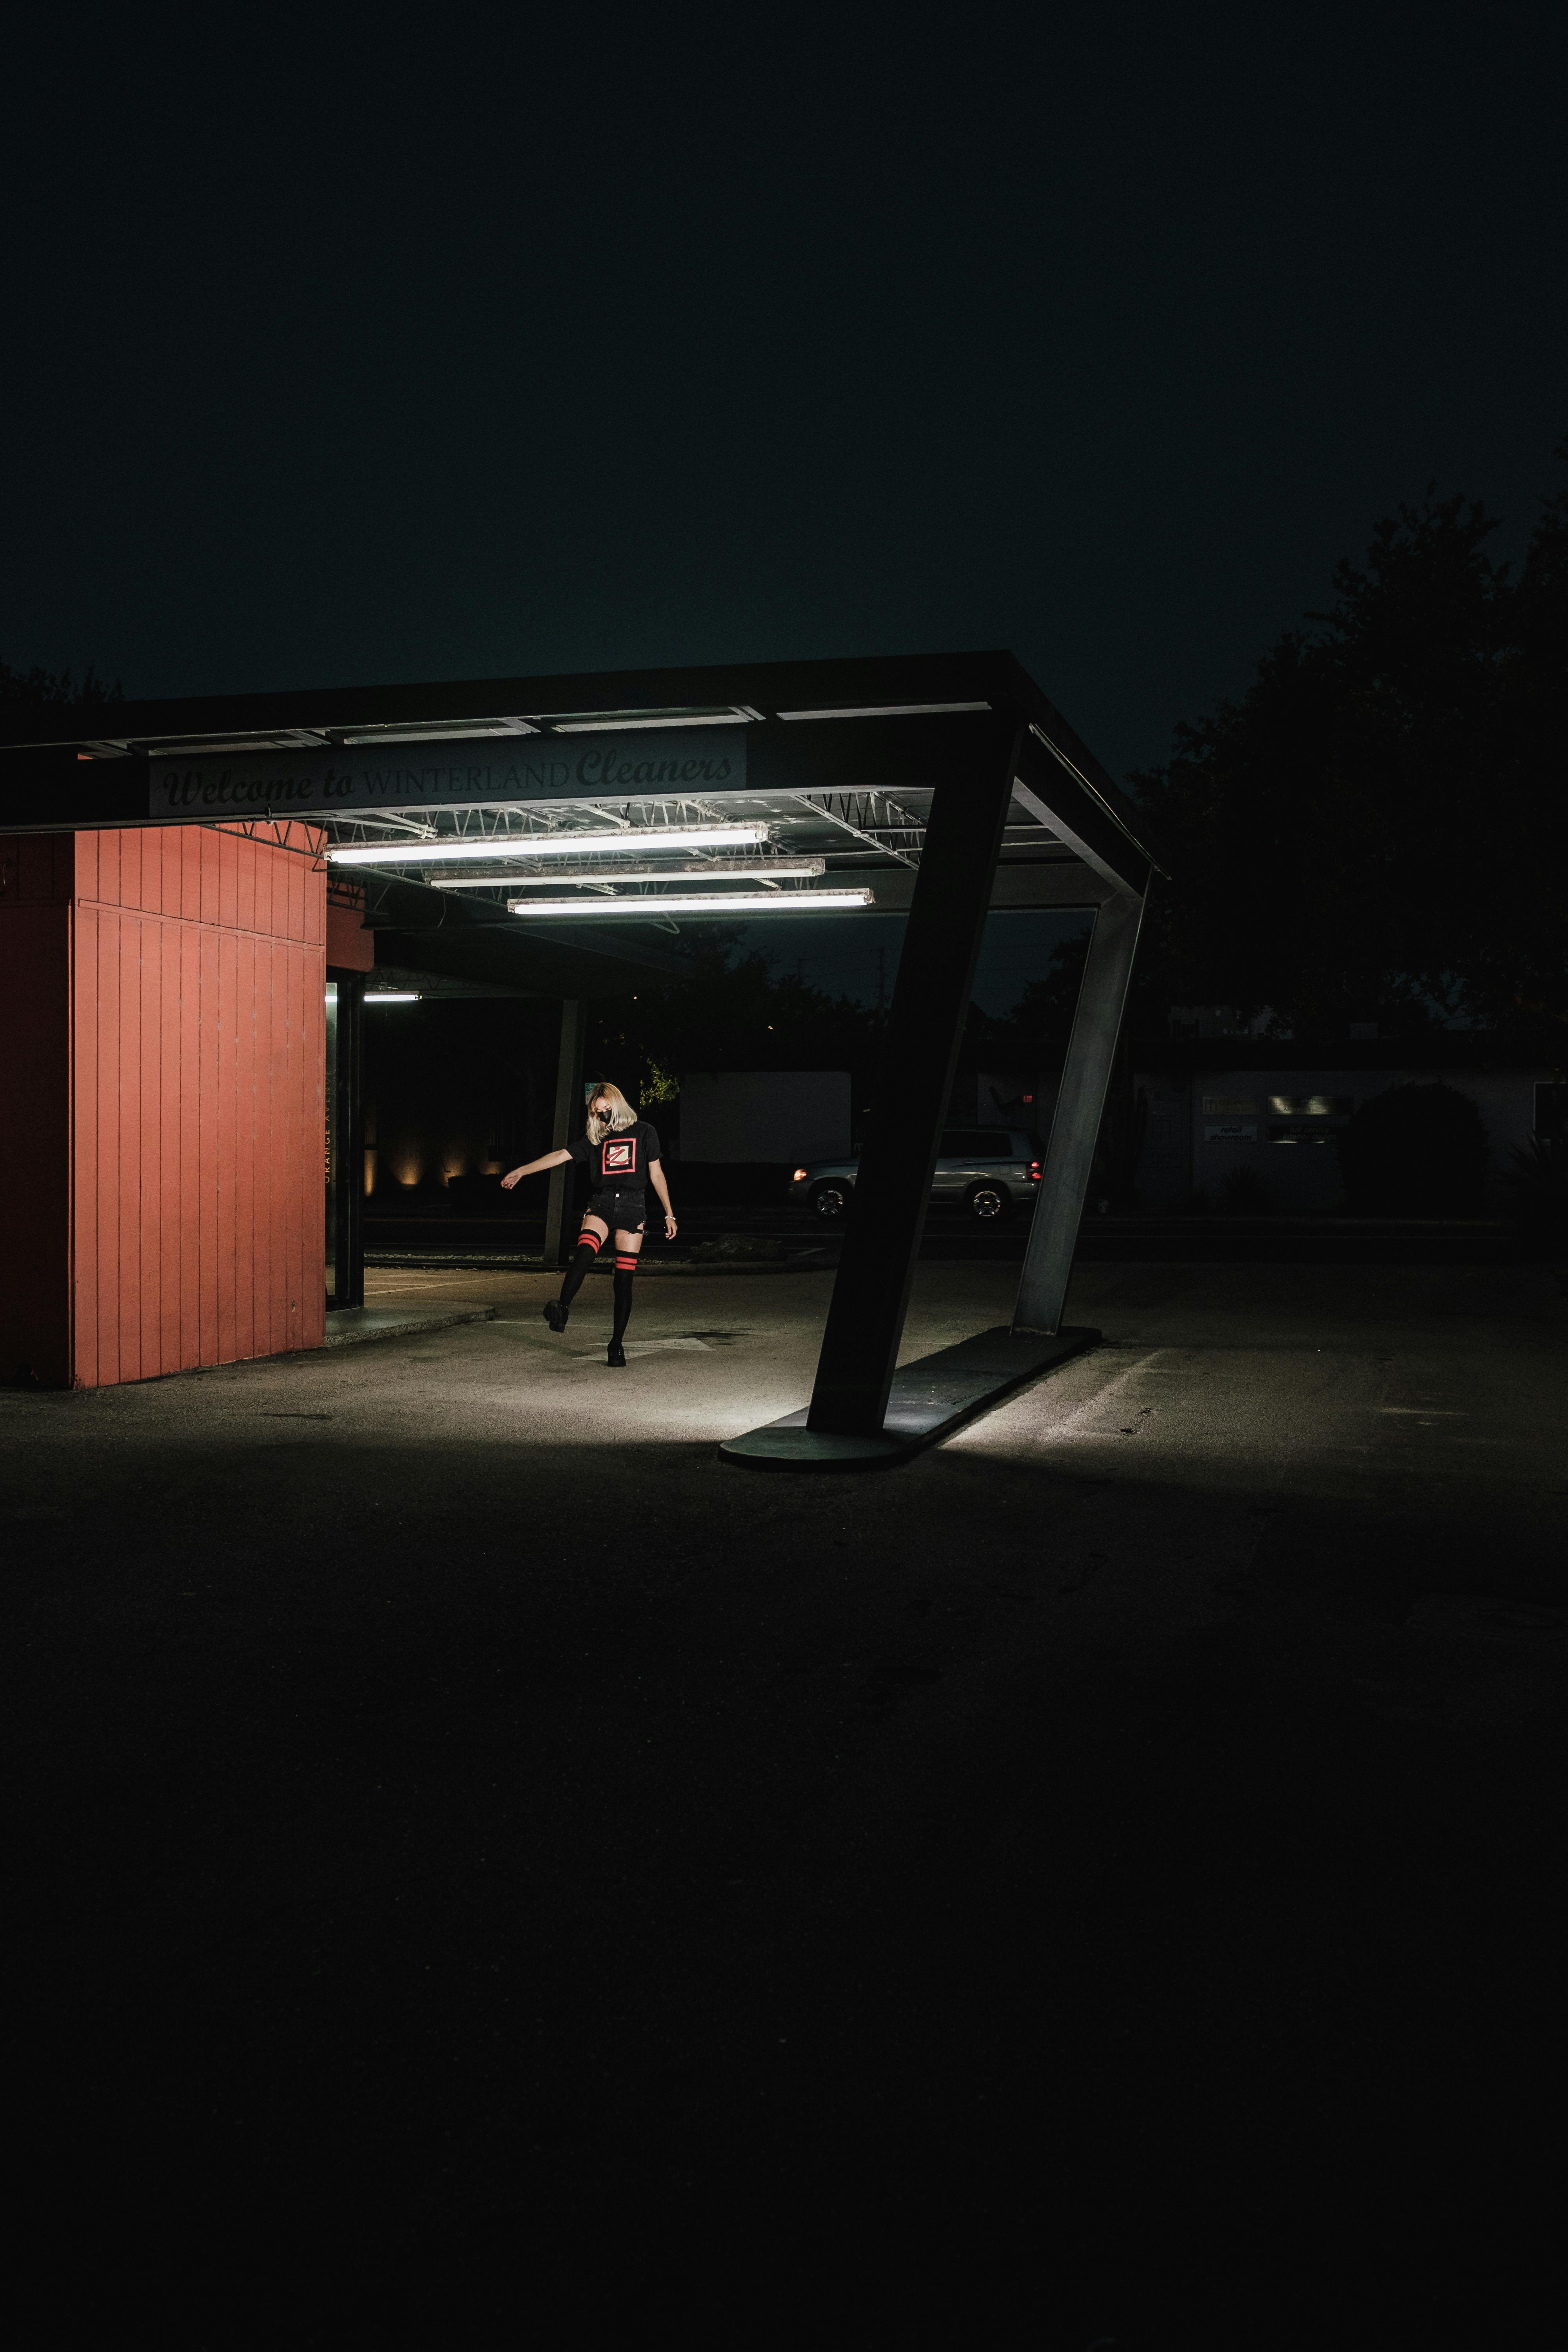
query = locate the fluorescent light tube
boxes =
[333,719,539,745]
[550,711,751,733]
[434,858,826,889]
[327,824,769,866]
[365,991,420,1002]
[508,890,874,916]
[775,701,991,720]
[143,732,326,756]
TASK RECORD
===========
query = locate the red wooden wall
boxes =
[326,882,374,972]
[69,825,327,1386]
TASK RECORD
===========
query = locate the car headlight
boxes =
[791,1167,808,1183]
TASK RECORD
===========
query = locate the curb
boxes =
[365,1254,832,1277]
[321,1304,498,1345]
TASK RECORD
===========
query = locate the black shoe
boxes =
[543,1300,568,1333]
[607,1341,626,1367]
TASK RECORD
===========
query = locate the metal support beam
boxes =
[327,972,365,1310]
[804,722,1023,1436]
[543,997,587,1266]
[1013,889,1145,1336]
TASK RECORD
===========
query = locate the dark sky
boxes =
[5,1,1564,796]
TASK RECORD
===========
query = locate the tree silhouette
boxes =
[1132,448,1568,1051]
[0,657,124,723]
[587,929,887,1129]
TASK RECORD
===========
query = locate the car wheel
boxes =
[965,1182,1009,1223]
[810,1181,851,1221]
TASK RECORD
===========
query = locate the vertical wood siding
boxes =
[70,825,326,1386]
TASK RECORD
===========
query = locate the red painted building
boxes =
[0,822,327,1387]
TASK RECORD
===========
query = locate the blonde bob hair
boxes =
[586,1082,638,1143]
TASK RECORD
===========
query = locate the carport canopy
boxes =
[0,652,1163,1463]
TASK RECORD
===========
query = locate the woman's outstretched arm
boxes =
[648,1157,678,1240]
[500,1147,572,1191]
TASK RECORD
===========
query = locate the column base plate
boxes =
[720,1326,1099,1471]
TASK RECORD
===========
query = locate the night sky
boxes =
[6,6,1564,948]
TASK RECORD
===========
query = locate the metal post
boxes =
[339,972,365,1308]
[1013,889,1144,1336]
[326,971,366,1312]
[807,722,1022,1435]
[543,997,587,1267]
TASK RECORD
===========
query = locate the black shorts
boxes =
[584,1188,646,1233]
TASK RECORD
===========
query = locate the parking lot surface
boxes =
[7,1258,1565,2342]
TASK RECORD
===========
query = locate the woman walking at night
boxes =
[501,1082,677,1366]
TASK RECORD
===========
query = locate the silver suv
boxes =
[790,1128,1043,1223]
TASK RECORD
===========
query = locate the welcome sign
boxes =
[148,726,747,819]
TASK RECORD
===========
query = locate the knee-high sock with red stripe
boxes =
[611,1252,638,1346]
[559,1229,600,1307]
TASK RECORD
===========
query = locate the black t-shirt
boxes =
[569,1121,662,1194]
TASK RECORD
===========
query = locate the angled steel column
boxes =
[1013,889,1145,1336]
[807,720,1023,1435]
[543,997,587,1267]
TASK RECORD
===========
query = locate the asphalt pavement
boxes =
[367,1198,1528,1268]
[6,1258,1566,2344]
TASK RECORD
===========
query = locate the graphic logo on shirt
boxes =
[601,1137,637,1176]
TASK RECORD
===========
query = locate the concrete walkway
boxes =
[323,1298,495,1347]
[5,1257,1565,2343]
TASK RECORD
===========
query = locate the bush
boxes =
[1336,1082,1488,1214]
[1216,1165,1275,1214]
